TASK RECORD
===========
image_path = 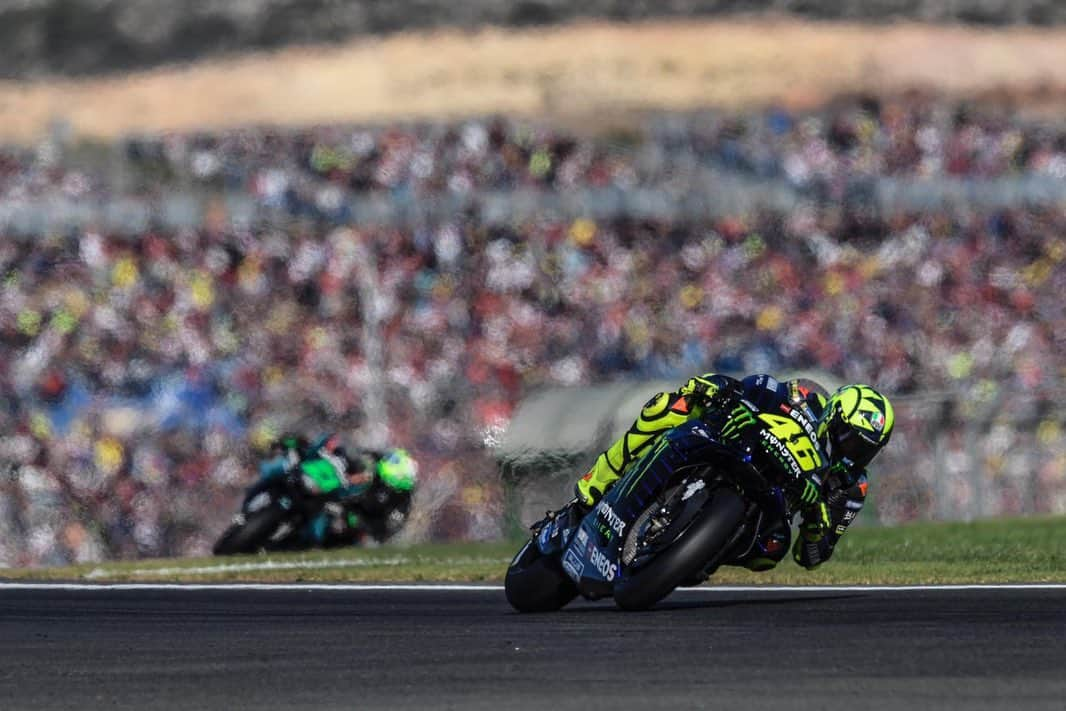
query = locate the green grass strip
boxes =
[1,516,1063,585]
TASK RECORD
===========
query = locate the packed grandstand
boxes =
[2,96,1065,566]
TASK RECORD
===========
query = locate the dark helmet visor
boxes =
[831,421,879,468]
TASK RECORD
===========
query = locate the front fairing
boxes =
[559,418,798,599]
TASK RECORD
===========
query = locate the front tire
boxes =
[504,539,579,613]
[213,506,288,555]
[614,489,746,611]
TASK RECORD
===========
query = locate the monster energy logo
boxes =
[760,429,803,478]
[721,406,757,440]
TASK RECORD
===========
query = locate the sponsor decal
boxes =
[597,502,626,536]
[764,376,779,391]
[588,545,618,581]
[562,548,585,581]
[681,480,706,501]
[787,406,821,444]
[575,527,589,548]
[760,429,803,478]
[867,410,886,432]
[537,524,553,548]
[721,406,757,440]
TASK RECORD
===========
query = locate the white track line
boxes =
[79,557,510,579]
[0,583,1064,592]
[0,583,502,591]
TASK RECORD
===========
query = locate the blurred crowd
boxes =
[3,94,1065,209]
[2,97,1066,566]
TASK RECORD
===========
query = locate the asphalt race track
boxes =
[1,585,1064,711]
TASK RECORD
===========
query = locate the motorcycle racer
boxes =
[573,374,894,571]
[257,433,417,546]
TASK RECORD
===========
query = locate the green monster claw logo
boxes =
[721,406,757,440]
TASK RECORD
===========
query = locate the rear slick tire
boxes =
[505,539,579,613]
[613,489,746,611]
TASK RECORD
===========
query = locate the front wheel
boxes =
[212,505,288,555]
[613,488,746,611]
[504,539,579,613]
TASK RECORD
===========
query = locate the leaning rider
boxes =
[574,374,894,571]
[257,433,374,546]
[259,434,417,546]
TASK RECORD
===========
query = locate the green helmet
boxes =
[376,449,418,492]
[817,384,894,468]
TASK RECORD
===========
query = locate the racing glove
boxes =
[798,500,831,542]
[681,373,747,412]
[680,374,720,400]
[792,491,848,569]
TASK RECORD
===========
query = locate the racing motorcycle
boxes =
[212,450,416,555]
[505,395,823,611]
[212,468,330,555]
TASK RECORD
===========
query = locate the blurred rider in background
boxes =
[573,373,894,572]
[258,433,418,547]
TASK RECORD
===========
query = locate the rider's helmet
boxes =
[816,384,894,468]
[376,449,418,492]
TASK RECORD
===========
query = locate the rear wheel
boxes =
[613,489,746,611]
[504,539,579,613]
[212,506,288,555]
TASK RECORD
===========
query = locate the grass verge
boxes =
[1,516,1063,585]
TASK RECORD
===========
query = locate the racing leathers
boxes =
[574,373,869,570]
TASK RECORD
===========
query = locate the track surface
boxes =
[1,586,1064,711]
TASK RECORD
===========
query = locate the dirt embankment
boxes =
[1,18,1065,142]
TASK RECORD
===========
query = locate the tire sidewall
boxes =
[213,505,289,555]
[505,538,579,613]
[613,489,746,611]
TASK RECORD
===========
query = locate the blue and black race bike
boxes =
[505,396,824,611]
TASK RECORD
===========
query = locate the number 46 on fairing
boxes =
[758,413,822,473]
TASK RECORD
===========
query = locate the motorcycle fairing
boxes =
[561,420,737,598]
